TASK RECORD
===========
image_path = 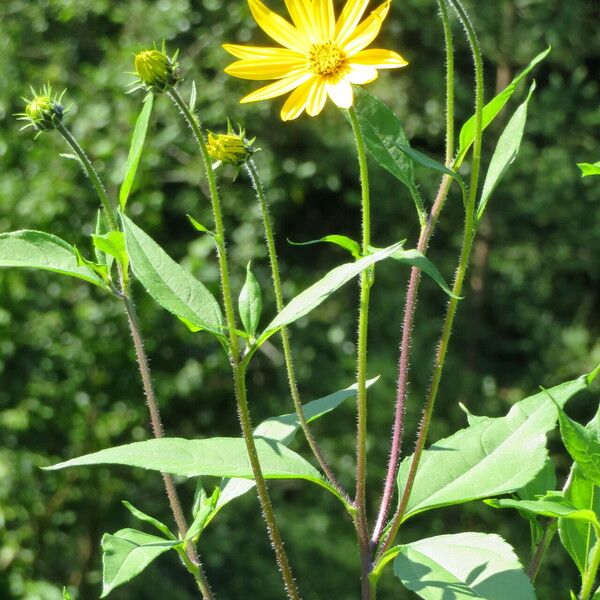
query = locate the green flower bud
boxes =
[206,121,256,168]
[133,45,179,93]
[15,85,65,134]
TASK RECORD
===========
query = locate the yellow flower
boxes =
[223,0,408,121]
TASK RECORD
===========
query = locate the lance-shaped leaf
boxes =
[478,83,536,220]
[101,528,178,597]
[560,466,600,575]
[351,88,425,219]
[289,234,362,259]
[578,161,600,178]
[121,501,175,539]
[215,378,378,513]
[121,215,223,338]
[396,373,595,520]
[119,94,154,211]
[485,494,600,526]
[0,230,109,289]
[256,241,403,345]
[238,262,262,338]
[556,403,600,487]
[45,436,344,502]
[393,532,535,600]
[457,47,551,166]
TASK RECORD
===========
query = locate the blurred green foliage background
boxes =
[0,0,599,598]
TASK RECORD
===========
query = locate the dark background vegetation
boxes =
[0,0,599,598]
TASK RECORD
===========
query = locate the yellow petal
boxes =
[326,79,353,108]
[342,0,391,56]
[240,73,313,103]
[334,0,370,46]
[349,48,408,68]
[225,58,307,80]
[345,65,379,84]
[223,44,304,61]
[280,78,316,120]
[247,0,309,52]
[306,80,328,116]
[284,0,317,41]
[312,0,336,40]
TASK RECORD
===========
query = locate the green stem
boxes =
[438,0,455,166]
[55,121,118,231]
[371,0,456,547]
[55,124,214,599]
[168,88,301,600]
[527,519,558,582]
[376,0,484,560]
[348,106,373,600]
[581,530,600,600]
[244,159,351,502]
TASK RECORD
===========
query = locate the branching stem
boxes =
[55,122,214,599]
[244,159,351,502]
[371,0,456,546]
[168,87,301,600]
[376,0,484,559]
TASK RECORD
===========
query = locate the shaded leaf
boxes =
[560,466,600,575]
[393,532,535,600]
[238,261,262,338]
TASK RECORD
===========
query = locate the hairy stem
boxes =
[581,538,600,600]
[371,0,456,546]
[244,159,350,502]
[377,0,484,559]
[55,123,214,598]
[348,106,374,600]
[168,88,301,600]
[527,520,558,582]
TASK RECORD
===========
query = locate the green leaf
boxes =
[215,378,378,512]
[289,234,361,259]
[238,261,262,338]
[555,402,600,487]
[92,231,129,274]
[560,466,600,575]
[45,436,342,500]
[101,528,178,597]
[119,94,154,211]
[0,230,109,289]
[396,374,592,520]
[593,587,600,600]
[392,142,467,200]
[517,458,556,502]
[121,501,175,540]
[121,214,224,338]
[258,241,403,344]
[352,88,425,219]
[352,88,416,191]
[94,210,113,269]
[393,532,535,600]
[478,83,536,220]
[62,587,72,600]
[189,81,197,112]
[187,214,213,236]
[485,494,599,525]
[578,162,600,177]
[380,246,457,298]
[185,487,220,542]
[457,47,551,166]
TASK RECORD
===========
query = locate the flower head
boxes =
[207,121,257,169]
[223,0,408,121]
[131,42,179,93]
[16,85,66,133]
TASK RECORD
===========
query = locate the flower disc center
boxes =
[308,43,345,76]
